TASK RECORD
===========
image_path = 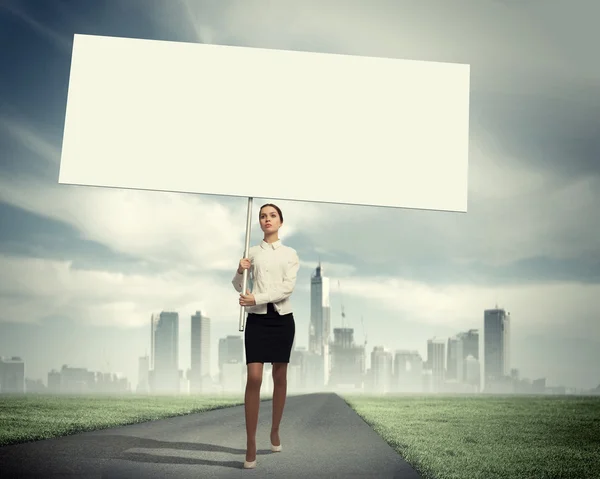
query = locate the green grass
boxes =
[2,392,599,478]
[0,393,247,446]
[341,393,600,479]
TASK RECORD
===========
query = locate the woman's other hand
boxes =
[238,258,251,274]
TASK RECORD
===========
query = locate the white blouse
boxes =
[232,239,300,315]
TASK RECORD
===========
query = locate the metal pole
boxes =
[239,196,253,331]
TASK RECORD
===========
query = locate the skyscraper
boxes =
[309,262,331,385]
[446,336,462,381]
[190,311,210,392]
[151,311,179,393]
[371,346,393,393]
[309,262,331,354]
[457,329,479,382]
[427,337,446,391]
[484,307,510,388]
[393,350,423,392]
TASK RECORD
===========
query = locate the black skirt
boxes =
[245,302,295,364]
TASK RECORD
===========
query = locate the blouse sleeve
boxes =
[253,249,300,305]
[232,250,254,292]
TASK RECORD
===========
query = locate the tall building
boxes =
[371,346,393,393]
[393,350,423,392]
[484,307,510,388]
[151,311,179,393]
[190,311,210,392]
[446,336,462,381]
[427,337,446,391]
[0,356,25,393]
[329,328,365,389]
[308,262,331,385]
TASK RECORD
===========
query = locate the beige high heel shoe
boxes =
[271,443,282,452]
[244,445,257,469]
[270,431,282,452]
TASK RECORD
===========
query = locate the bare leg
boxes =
[245,362,263,462]
[270,362,288,446]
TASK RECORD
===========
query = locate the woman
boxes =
[232,203,300,469]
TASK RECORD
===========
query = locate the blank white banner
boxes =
[59,34,470,212]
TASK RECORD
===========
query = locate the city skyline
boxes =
[2,262,595,395]
[0,259,598,392]
[1,0,599,393]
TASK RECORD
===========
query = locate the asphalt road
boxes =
[0,392,423,478]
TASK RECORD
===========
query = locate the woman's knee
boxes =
[246,364,263,387]
[247,373,262,387]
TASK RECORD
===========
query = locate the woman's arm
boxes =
[232,269,244,292]
[232,255,253,292]
[252,250,300,305]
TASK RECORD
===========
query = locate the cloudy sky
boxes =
[0,0,599,390]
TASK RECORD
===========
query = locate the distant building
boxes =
[457,329,479,381]
[371,346,393,393]
[446,336,462,382]
[25,378,46,393]
[309,262,331,386]
[0,356,25,393]
[219,335,243,390]
[190,311,210,392]
[47,365,129,394]
[392,350,423,393]
[151,311,179,393]
[290,347,324,392]
[532,378,546,394]
[47,369,61,392]
[484,307,510,390]
[329,328,365,389]
[427,338,446,392]
[289,347,307,391]
[219,335,243,372]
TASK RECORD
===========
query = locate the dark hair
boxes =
[259,203,283,223]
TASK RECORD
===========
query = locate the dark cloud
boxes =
[297,239,600,287]
[470,85,600,180]
[0,202,149,274]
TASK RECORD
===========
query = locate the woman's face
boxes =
[259,206,282,233]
